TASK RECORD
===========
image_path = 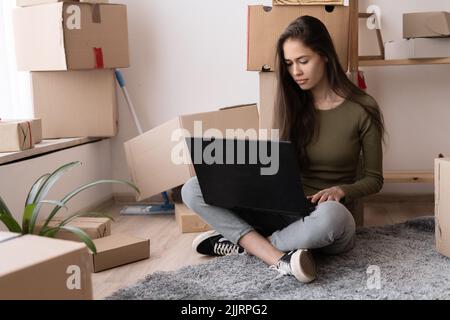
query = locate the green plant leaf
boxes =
[26,174,51,207]
[54,226,97,254]
[28,162,82,234]
[21,204,36,235]
[0,195,13,217]
[39,200,69,211]
[0,196,22,233]
[43,179,139,231]
[0,211,22,233]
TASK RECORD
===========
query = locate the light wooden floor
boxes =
[92,201,434,300]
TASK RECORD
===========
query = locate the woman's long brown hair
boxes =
[274,15,385,169]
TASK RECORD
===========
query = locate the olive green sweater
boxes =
[302,98,384,204]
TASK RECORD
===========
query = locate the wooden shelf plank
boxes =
[0,138,102,165]
[384,171,434,184]
[360,57,450,67]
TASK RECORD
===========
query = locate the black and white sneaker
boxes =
[270,249,316,284]
[192,230,246,257]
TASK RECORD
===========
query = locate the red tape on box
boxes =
[94,48,104,69]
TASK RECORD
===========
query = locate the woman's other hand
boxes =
[308,187,346,204]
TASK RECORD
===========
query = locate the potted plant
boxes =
[0,161,139,254]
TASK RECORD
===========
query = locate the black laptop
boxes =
[185,137,316,218]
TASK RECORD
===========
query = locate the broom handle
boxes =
[115,69,144,135]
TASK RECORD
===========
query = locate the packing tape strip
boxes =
[94,48,104,69]
[92,4,101,23]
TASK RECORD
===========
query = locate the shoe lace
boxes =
[213,240,243,256]
[269,260,292,279]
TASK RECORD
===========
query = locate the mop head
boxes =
[120,204,175,216]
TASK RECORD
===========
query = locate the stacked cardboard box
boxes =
[34,217,150,273]
[385,12,450,60]
[12,0,129,138]
[247,3,349,130]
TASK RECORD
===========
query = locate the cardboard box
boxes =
[91,234,150,273]
[0,232,93,300]
[247,5,349,71]
[259,72,278,131]
[435,158,450,258]
[385,38,450,60]
[0,119,42,152]
[17,0,109,7]
[13,2,129,71]
[273,0,345,5]
[175,203,211,234]
[31,69,118,139]
[124,104,259,201]
[35,217,112,242]
[404,12,450,39]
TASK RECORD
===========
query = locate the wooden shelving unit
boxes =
[348,0,445,185]
[384,171,434,184]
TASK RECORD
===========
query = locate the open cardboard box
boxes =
[124,104,259,202]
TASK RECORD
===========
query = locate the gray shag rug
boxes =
[107,217,450,300]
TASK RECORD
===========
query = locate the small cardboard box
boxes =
[13,2,129,71]
[175,203,211,234]
[91,234,150,273]
[0,119,42,152]
[404,12,450,39]
[435,158,450,258]
[31,69,118,139]
[247,5,349,71]
[0,232,93,300]
[36,217,112,242]
[17,0,109,7]
[385,38,450,60]
[124,104,259,201]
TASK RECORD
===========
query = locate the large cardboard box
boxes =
[247,5,349,71]
[13,2,129,71]
[259,72,278,131]
[17,0,108,7]
[91,234,150,273]
[0,119,42,152]
[404,12,450,39]
[435,158,450,258]
[31,69,118,138]
[175,203,211,234]
[35,217,112,242]
[0,232,93,300]
[124,104,259,201]
[385,38,450,60]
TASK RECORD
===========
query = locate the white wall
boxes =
[110,0,450,196]
[0,140,114,231]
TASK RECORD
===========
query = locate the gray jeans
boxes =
[181,177,356,255]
